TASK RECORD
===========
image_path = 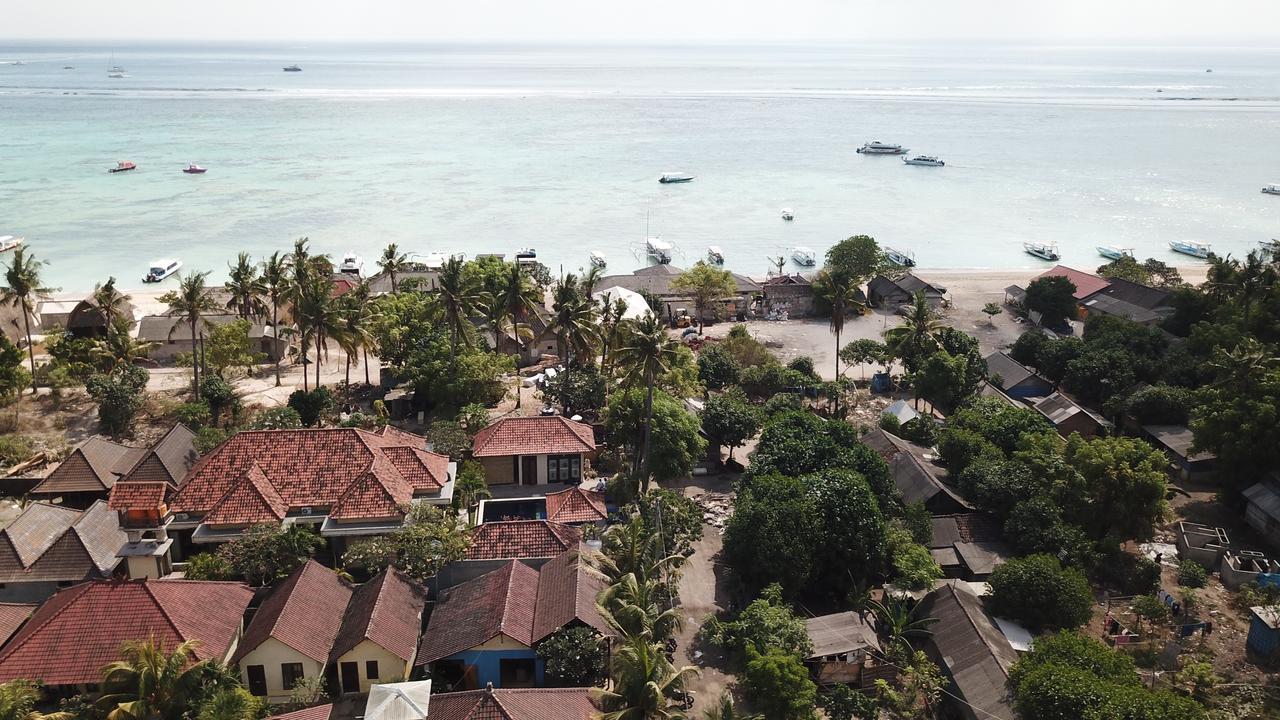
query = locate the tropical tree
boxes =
[497,263,540,408]
[883,292,945,372]
[703,694,761,720]
[260,251,291,386]
[96,639,211,720]
[1,247,57,393]
[377,243,412,294]
[160,272,221,398]
[93,323,153,372]
[670,261,735,332]
[595,634,697,720]
[452,460,491,522]
[337,280,378,387]
[434,256,477,373]
[598,572,683,643]
[224,253,265,320]
[613,315,681,487]
[599,296,631,384]
[93,277,132,327]
[293,270,348,390]
[593,515,685,587]
[196,687,262,720]
[814,269,864,417]
[867,596,938,661]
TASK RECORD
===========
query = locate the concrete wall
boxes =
[1176,522,1231,570]
[1221,551,1280,591]
[238,637,325,704]
[439,643,543,689]
[333,639,408,694]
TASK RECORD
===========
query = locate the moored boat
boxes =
[109,161,136,173]
[143,259,182,283]
[1024,242,1060,262]
[856,141,908,155]
[903,155,945,167]
[589,251,607,269]
[1097,245,1134,261]
[515,248,537,262]
[283,65,302,72]
[183,163,207,174]
[884,247,916,267]
[1263,184,1280,196]
[1258,239,1280,255]
[780,208,794,221]
[339,252,364,275]
[1169,240,1211,259]
[791,246,817,267]
[0,236,23,253]
[706,245,725,265]
[659,172,695,184]
[646,238,674,264]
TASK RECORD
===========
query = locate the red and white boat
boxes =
[183,163,207,174]
[108,161,136,173]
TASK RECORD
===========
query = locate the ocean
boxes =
[0,41,1278,292]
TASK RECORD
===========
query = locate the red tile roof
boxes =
[170,428,447,525]
[0,604,35,645]
[465,521,581,561]
[531,549,610,642]
[108,481,169,512]
[1036,265,1112,301]
[266,704,333,720]
[424,687,598,720]
[471,417,595,458]
[544,487,608,524]
[234,560,352,664]
[330,567,427,663]
[0,579,253,686]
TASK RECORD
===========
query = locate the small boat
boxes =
[658,173,695,184]
[646,238,674,264]
[1097,245,1134,261]
[1169,240,1211,259]
[884,247,916,267]
[856,141,908,155]
[422,251,448,270]
[64,66,74,70]
[338,252,364,275]
[589,251,607,269]
[791,246,817,267]
[706,245,725,265]
[143,259,182,283]
[283,65,302,72]
[12,61,25,67]
[1024,241,1060,261]
[1257,239,1280,256]
[0,236,23,253]
[109,161,136,174]
[107,53,127,78]
[515,248,537,261]
[903,155,945,167]
[780,208,794,221]
[182,163,207,174]
[1262,184,1280,196]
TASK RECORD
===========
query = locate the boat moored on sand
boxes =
[884,247,916,267]
[1097,245,1134,261]
[706,245,725,265]
[659,172,695,184]
[903,155,945,167]
[856,141,908,155]
[0,236,23,253]
[143,259,182,284]
[791,246,817,267]
[109,161,136,174]
[1024,242,1060,261]
[1169,240,1211,259]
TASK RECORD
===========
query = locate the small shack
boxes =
[1247,606,1279,660]
[984,352,1053,399]
[1243,480,1280,549]
[1142,425,1216,481]
[804,611,880,685]
[1031,392,1109,438]
[867,274,947,310]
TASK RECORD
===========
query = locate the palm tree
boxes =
[224,253,266,320]
[433,256,477,372]
[0,679,73,720]
[260,251,291,387]
[93,324,153,373]
[594,634,697,720]
[453,466,492,525]
[814,269,864,379]
[92,277,132,327]
[867,596,938,661]
[96,638,210,720]
[338,280,377,388]
[613,315,679,489]
[882,292,945,372]
[160,272,220,398]
[497,263,540,408]
[597,572,683,643]
[578,264,605,298]
[377,243,412,294]
[703,694,762,720]
[1,248,57,394]
[592,517,684,587]
[1208,338,1278,391]
[294,271,348,390]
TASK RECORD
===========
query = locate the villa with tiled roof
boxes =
[166,427,454,552]
[544,486,608,525]
[471,416,596,487]
[0,500,126,602]
[30,425,197,509]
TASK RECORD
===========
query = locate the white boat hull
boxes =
[1169,242,1210,259]
[1096,246,1133,261]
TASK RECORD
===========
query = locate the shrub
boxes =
[898,417,939,446]
[183,552,232,580]
[786,355,817,379]
[705,583,812,663]
[536,626,607,687]
[987,554,1095,632]
[763,392,804,418]
[426,420,471,460]
[194,427,229,454]
[741,647,818,720]
[457,403,491,434]
[174,401,212,429]
[0,435,34,467]
[740,363,808,399]
[252,406,303,430]
[287,387,335,427]
[697,344,741,390]
[199,376,235,422]
[1176,559,1207,588]
[86,364,149,436]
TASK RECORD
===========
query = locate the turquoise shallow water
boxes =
[0,42,1278,291]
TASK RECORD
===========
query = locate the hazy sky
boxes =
[7,0,1280,43]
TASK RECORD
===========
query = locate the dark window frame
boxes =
[546,454,581,482]
[365,660,379,679]
[281,662,305,690]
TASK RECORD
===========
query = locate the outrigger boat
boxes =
[183,163,207,174]
[791,246,817,267]
[1262,184,1280,196]
[884,247,916,267]
[1169,240,1211,259]
[780,208,794,221]
[706,245,725,265]
[659,172,695,184]
[589,251,607,269]
[109,161,136,173]
[1097,245,1134,261]
[646,238,674,264]
[0,236,23,253]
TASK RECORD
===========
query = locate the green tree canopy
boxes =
[701,388,763,461]
[740,647,818,720]
[216,523,323,586]
[824,235,882,283]
[697,343,741,390]
[342,503,470,583]
[1024,275,1078,327]
[1063,434,1168,542]
[602,387,706,483]
[986,554,1094,632]
[671,261,736,331]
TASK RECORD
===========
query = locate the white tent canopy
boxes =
[364,680,433,720]
[593,286,652,321]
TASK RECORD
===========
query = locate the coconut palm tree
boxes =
[703,694,762,720]
[92,277,132,327]
[453,464,492,525]
[224,253,266,320]
[260,251,291,386]
[552,275,599,363]
[598,297,629,388]
[882,292,946,372]
[160,272,220,399]
[96,638,210,720]
[813,269,864,380]
[592,517,684,587]
[1,247,57,394]
[867,596,938,661]
[597,572,683,643]
[497,263,540,408]
[613,315,679,488]
[338,280,378,388]
[92,324,153,373]
[433,256,477,372]
[377,243,412,294]
[293,271,348,389]
[594,634,697,720]
[578,263,604,298]
[0,679,74,720]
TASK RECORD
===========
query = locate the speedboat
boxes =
[658,173,695,184]
[1263,184,1280,196]
[64,66,74,70]
[515,248,537,262]
[283,65,302,72]
[707,246,725,265]
[1097,245,1134,261]
[0,236,23,253]
[109,161,136,173]
[884,247,916,267]
[856,141,908,155]
[108,65,127,78]
[791,246,817,267]
[1024,242,1060,261]
[903,155,945,167]
[422,251,448,270]
[780,208,794,221]
[183,163,207,174]
[589,251,607,269]
[339,252,364,275]
[646,238,674,264]
[1169,240,1211,259]
[143,259,182,283]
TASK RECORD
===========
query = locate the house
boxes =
[329,566,428,695]
[0,578,253,689]
[595,264,761,322]
[416,550,612,690]
[1142,424,1216,480]
[804,611,880,685]
[543,486,609,525]
[977,380,1022,408]
[862,429,972,514]
[116,424,199,487]
[471,416,596,487]
[762,274,817,317]
[915,582,1018,720]
[1243,480,1280,549]
[167,427,454,555]
[138,313,289,363]
[0,604,34,646]
[422,687,599,719]
[1088,277,1173,311]
[1247,606,1280,659]
[440,520,582,590]
[866,274,947,310]
[984,352,1054,399]
[63,294,138,338]
[1035,265,1112,302]
[1031,392,1110,438]
[29,436,148,507]
[0,500,126,602]
[930,514,1009,580]
[1079,294,1165,326]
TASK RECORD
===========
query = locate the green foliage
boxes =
[750,412,893,503]
[0,336,28,404]
[704,584,813,663]
[602,387,705,483]
[86,364,149,436]
[194,427,229,454]
[701,388,762,460]
[1116,384,1194,424]
[1063,434,1168,542]
[251,406,303,430]
[1004,497,1096,566]
[740,647,817,720]
[536,626,607,687]
[786,355,817,378]
[671,261,737,328]
[628,488,704,558]
[204,319,264,379]
[1024,275,1078,327]
[426,420,471,460]
[287,387,335,427]
[199,376,235,423]
[45,327,97,380]
[182,552,233,581]
[987,554,1095,632]
[341,503,470,584]
[897,416,938,446]
[216,523,323,586]
[1097,255,1153,285]
[1177,559,1207,588]
[819,684,878,720]
[697,344,741,390]
[910,349,969,410]
[174,402,213,429]
[0,679,42,720]
[1191,347,1280,490]
[739,362,809,399]
[839,338,888,376]
[719,325,773,368]
[761,392,803,419]
[0,435,33,467]
[544,364,606,416]
[1064,347,1138,403]
[936,428,1002,474]
[943,396,1055,455]
[824,235,882,282]
[886,525,942,590]
[452,460,491,512]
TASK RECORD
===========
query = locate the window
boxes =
[546,454,581,482]
[281,663,305,690]
[365,660,379,679]
[499,658,536,688]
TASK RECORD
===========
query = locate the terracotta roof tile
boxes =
[465,521,581,561]
[416,562,540,665]
[379,446,448,494]
[234,560,352,664]
[265,705,333,720]
[109,481,168,512]
[471,417,595,458]
[544,487,608,524]
[531,549,611,642]
[1036,265,1112,301]
[203,465,289,526]
[328,468,405,521]
[0,603,35,645]
[0,579,253,686]
[330,567,427,663]
[424,688,598,720]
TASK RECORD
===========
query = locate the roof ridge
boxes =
[946,584,1011,675]
[142,579,197,649]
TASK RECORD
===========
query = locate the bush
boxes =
[194,427,229,454]
[898,417,939,446]
[786,355,817,379]
[85,364,149,436]
[536,626,607,687]
[183,552,232,580]
[987,554,1095,632]
[740,362,809,400]
[763,392,804,418]
[252,406,303,430]
[0,435,33,467]
[457,403,491,434]
[741,647,818,720]
[426,420,471,460]
[174,401,212,429]
[287,387,335,427]
[697,344,741,390]
[199,376,235,422]
[705,584,812,663]
[1177,559,1207,588]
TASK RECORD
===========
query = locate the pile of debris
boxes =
[692,492,734,532]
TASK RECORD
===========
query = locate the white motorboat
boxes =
[143,259,182,284]
[589,251,607,269]
[1263,184,1280,196]
[1258,239,1280,256]
[339,252,364,275]
[903,155,944,167]
[646,238,674,264]
[856,141,908,155]
[706,245,725,265]
[515,248,537,260]
[884,246,916,267]
[780,208,794,221]
[1024,242,1060,262]
[659,172,695,184]
[283,65,302,72]
[0,236,23,253]
[422,251,448,270]
[1097,245,1134,261]
[791,246,817,267]
[1169,240,1211,259]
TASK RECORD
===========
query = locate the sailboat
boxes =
[107,52,127,78]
